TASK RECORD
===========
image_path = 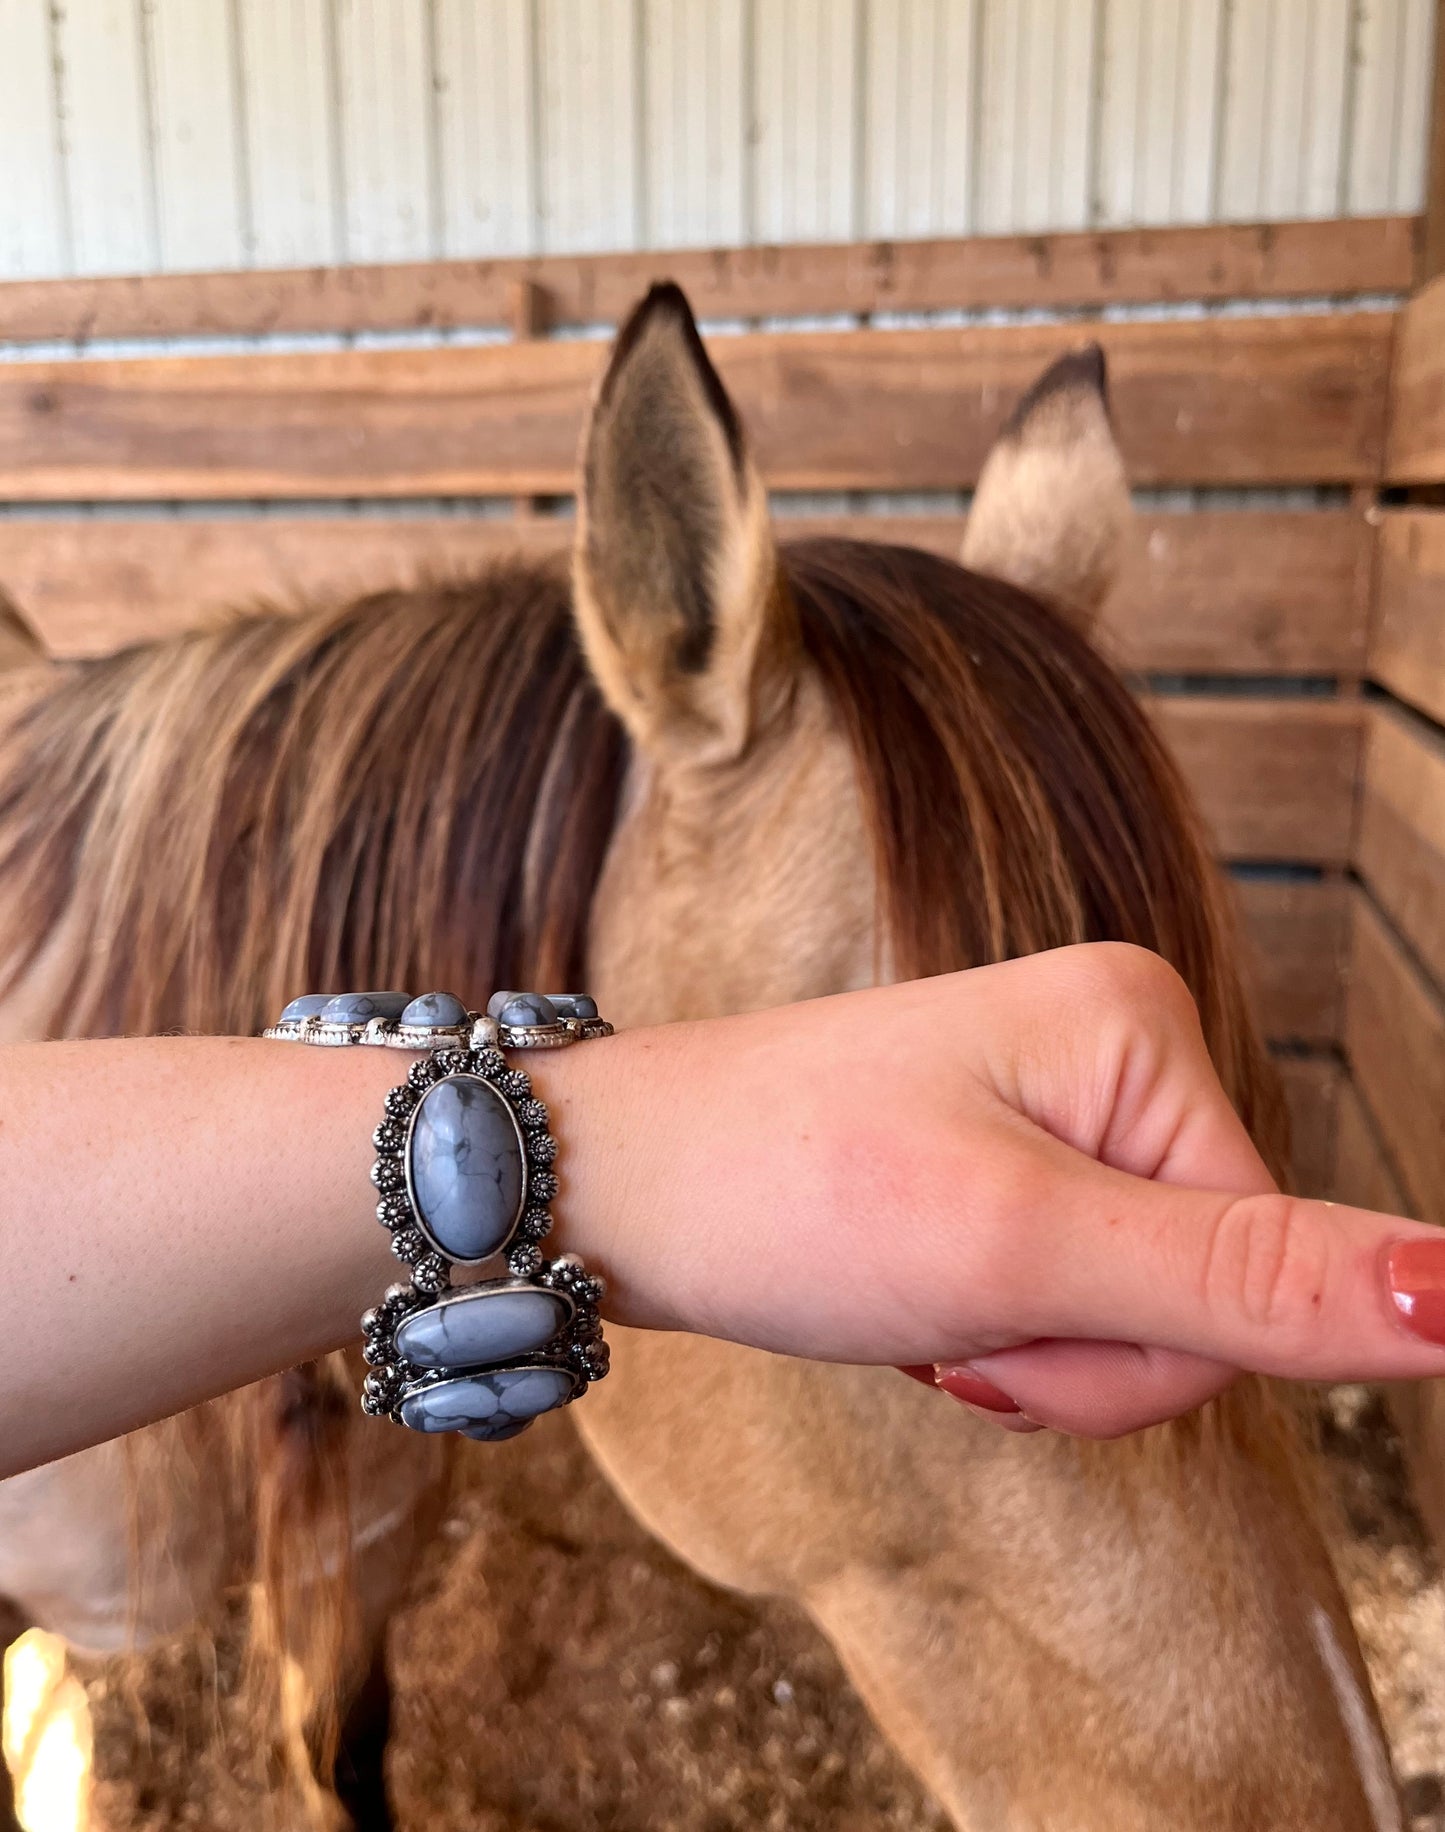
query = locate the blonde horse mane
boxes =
[0,536,1291,1813]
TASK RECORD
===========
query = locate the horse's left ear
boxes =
[961,344,1131,632]
[574,283,788,765]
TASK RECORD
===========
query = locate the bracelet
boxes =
[263,988,613,1442]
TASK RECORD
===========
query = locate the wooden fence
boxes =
[0,211,1437,1211]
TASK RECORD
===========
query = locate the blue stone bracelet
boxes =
[263,989,613,1441]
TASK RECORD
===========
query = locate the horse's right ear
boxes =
[573,283,787,766]
[961,344,1131,632]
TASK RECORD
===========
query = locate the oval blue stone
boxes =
[279,993,333,1023]
[407,1074,524,1261]
[319,991,411,1024]
[398,1365,576,1438]
[498,993,558,1028]
[395,1282,572,1370]
[399,991,468,1030]
[547,994,598,1021]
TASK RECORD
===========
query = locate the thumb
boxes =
[992,1141,1445,1386]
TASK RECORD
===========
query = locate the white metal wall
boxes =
[0,0,1434,281]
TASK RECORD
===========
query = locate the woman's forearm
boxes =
[7,949,1445,1469]
[0,1031,651,1475]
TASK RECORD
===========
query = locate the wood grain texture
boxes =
[0,311,1395,500]
[1333,1075,1409,1217]
[0,509,1373,673]
[1386,272,1445,482]
[1355,701,1445,991]
[1235,876,1351,1045]
[1144,697,1363,864]
[1344,892,1445,1224]
[0,216,1415,344]
[1277,1054,1343,1201]
[1372,510,1445,725]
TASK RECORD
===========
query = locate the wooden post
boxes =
[1421,0,1445,280]
[510,280,550,521]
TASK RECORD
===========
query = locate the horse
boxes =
[0,281,1403,1830]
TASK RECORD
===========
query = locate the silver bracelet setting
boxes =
[264,989,613,1442]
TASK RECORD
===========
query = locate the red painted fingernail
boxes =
[1386,1238,1445,1345]
[932,1366,1022,1414]
[896,1365,938,1388]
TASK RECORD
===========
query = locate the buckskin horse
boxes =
[0,284,1402,1829]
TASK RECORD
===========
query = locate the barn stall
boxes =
[0,1,1443,1825]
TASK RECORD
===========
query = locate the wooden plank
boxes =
[0,216,1416,345]
[1333,1076,1409,1216]
[1144,698,1362,864]
[1277,1055,1343,1201]
[0,509,1373,672]
[0,311,1394,500]
[1372,510,1445,723]
[1386,273,1445,482]
[1344,892,1445,1224]
[1354,700,1445,991]
[1235,876,1351,1046]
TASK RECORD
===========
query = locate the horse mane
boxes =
[0,557,626,1039]
[0,534,1290,1810]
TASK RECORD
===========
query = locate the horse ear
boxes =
[960,344,1131,632]
[573,283,787,764]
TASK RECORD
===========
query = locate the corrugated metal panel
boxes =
[333,0,436,263]
[435,0,538,257]
[0,0,1436,280]
[751,0,861,242]
[537,0,640,253]
[52,0,157,274]
[1096,1,1225,225]
[862,0,979,238]
[0,0,67,276]
[975,0,1097,233]
[145,0,248,270]
[236,0,342,266]
[643,0,747,247]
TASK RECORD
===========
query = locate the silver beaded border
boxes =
[263,993,612,1437]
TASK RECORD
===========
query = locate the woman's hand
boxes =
[559,943,1445,1437]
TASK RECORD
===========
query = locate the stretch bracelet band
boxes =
[263,988,613,1442]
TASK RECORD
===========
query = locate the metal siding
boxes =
[145,0,248,269]
[52,0,158,274]
[751,0,861,242]
[0,0,1435,278]
[334,0,436,263]
[434,0,538,258]
[537,0,640,253]
[235,0,342,266]
[643,0,747,247]
[0,0,68,276]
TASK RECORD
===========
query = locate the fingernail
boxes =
[896,1365,938,1388]
[1386,1238,1445,1345]
[933,1365,1022,1414]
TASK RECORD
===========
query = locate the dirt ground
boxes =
[76,1386,1444,1832]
